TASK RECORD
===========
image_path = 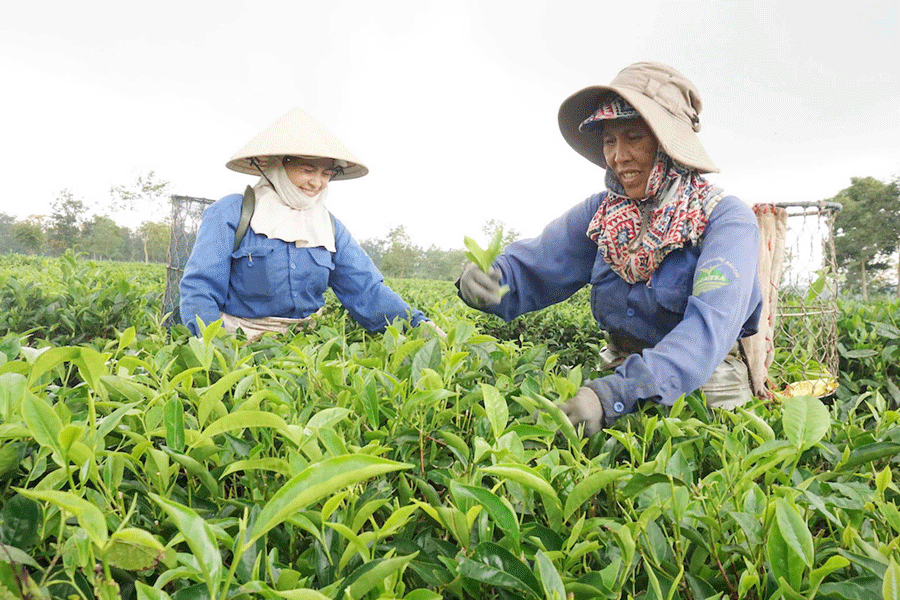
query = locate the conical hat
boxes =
[226,108,368,180]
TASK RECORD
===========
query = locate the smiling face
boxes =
[282,156,336,196]
[601,118,659,199]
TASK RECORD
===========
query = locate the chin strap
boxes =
[250,157,277,189]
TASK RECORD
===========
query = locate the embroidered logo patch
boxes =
[693,266,730,295]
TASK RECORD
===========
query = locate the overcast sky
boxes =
[1,0,897,250]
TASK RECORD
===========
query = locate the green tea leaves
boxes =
[782,394,831,451]
[464,229,504,274]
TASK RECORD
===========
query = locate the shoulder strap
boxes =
[234,185,256,252]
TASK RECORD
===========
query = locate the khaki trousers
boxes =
[598,333,752,409]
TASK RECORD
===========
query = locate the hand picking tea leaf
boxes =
[464,229,505,274]
[464,229,509,297]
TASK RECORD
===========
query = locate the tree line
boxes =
[2,171,897,295]
[0,172,172,262]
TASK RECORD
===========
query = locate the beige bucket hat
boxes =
[558,62,718,173]
[226,108,368,180]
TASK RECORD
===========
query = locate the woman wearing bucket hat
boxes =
[458,62,763,435]
[179,108,443,341]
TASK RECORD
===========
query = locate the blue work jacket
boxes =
[488,192,763,407]
[179,193,426,336]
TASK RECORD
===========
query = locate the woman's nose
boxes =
[612,141,631,164]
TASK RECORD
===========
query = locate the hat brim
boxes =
[558,85,718,174]
[226,154,368,180]
[226,108,369,180]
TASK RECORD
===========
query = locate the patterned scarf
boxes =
[586,151,723,284]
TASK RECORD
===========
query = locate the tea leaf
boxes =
[564,469,627,520]
[884,557,900,600]
[27,346,79,386]
[220,458,292,479]
[193,410,292,447]
[0,543,39,568]
[135,583,174,600]
[0,495,40,550]
[340,552,418,600]
[808,555,849,597]
[482,464,562,529]
[270,589,330,600]
[782,395,830,451]
[839,442,900,470]
[163,397,185,453]
[149,493,222,599]
[0,374,26,421]
[246,455,410,549]
[18,489,108,547]
[774,498,814,568]
[453,483,519,545]
[103,527,165,571]
[482,383,509,440]
[766,518,803,591]
[536,550,566,600]
[459,541,542,599]
[21,392,63,457]
[197,368,253,425]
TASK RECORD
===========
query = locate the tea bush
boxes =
[1,255,900,599]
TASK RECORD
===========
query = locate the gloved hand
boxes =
[561,386,605,437]
[458,262,503,309]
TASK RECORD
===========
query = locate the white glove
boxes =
[458,262,503,308]
[561,386,605,437]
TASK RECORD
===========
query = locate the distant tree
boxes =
[359,237,386,267]
[110,171,172,262]
[12,218,46,255]
[830,176,900,300]
[379,225,421,278]
[48,189,88,255]
[481,218,521,249]
[82,215,125,260]
[0,213,16,254]
[417,245,467,281]
[139,221,170,263]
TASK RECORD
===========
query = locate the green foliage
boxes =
[1,258,900,599]
[0,254,165,345]
[829,175,900,299]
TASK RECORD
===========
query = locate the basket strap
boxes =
[234,185,256,252]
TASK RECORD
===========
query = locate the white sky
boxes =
[1,0,898,250]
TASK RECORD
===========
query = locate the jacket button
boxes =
[613,402,625,413]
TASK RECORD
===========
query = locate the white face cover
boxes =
[247,158,335,251]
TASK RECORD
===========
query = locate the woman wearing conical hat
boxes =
[179,108,443,341]
[458,62,764,434]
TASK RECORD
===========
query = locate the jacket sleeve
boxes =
[589,196,762,421]
[328,217,427,331]
[179,198,240,336]
[481,194,602,320]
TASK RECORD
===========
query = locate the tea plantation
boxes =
[1,254,899,600]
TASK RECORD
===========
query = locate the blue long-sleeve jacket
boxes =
[487,192,762,410]
[179,193,426,336]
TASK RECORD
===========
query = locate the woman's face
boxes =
[601,118,659,199]
[283,156,336,196]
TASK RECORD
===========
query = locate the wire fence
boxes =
[163,195,214,328]
[765,200,843,392]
